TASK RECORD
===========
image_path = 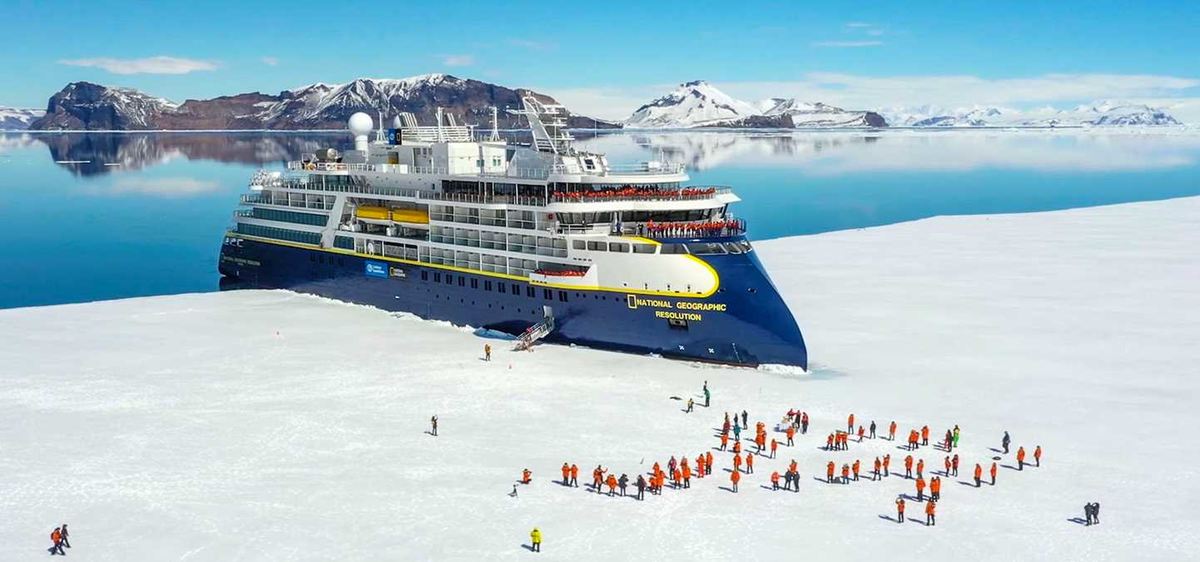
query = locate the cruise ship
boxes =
[218,99,807,368]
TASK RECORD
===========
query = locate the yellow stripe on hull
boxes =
[228,232,721,298]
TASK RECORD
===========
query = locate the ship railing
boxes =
[549,186,731,204]
[625,218,748,239]
[603,162,686,175]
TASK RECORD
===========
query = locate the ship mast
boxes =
[509,95,573,154]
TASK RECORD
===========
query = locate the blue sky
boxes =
[2,0,1198,120]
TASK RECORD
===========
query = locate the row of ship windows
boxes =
[419,270,570,302]
[237,224,321,245]
[251,207,328,226]
[571,240,752,255]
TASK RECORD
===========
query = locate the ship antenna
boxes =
[436,107,445,142]
[490,106,500,142]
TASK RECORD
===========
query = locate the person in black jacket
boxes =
[635,475,646,500]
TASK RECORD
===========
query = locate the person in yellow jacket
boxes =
[530,528,542,552]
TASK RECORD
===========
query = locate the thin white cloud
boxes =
[440,54,474,67]
[812,41,884,48]
[507,39,554,50]
[261,56,279,66]
[57,56,218,75]
[845,22,874,28]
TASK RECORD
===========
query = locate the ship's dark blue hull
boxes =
[218,236,807,368]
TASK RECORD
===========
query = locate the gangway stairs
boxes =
[514,306,555,351]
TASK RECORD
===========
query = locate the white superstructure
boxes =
[232,98,748,297]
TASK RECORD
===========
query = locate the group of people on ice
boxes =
[512,383,1063,551]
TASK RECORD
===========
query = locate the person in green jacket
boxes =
[952,425,961,449]
[530,528,542,552]
[703,381,711,407]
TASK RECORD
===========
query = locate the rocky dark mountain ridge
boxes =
[30,74,620,131]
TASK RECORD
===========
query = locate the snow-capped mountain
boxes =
[0,107,45,130]
[30,75,617,131]
[880,102,1181,128]
[33,82,177,130]
[624,81,885,129]
[625,81,761,128]
[758,98,886,128]
[1060,101,1180,126]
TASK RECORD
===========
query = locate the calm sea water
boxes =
[1,130,1197,309]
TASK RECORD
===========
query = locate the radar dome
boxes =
[348,112,374,136]
[392,116,402,128]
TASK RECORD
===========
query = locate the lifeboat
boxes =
[389,208,430,224]
[354,206,390,220]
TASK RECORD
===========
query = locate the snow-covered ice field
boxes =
[2,197,1198,561]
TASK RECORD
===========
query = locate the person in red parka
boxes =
[730,468,741,492]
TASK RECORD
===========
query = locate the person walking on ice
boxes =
[889,420,897,441]
[636,475,646,500]
[570,464,579,487]
[883,454,891,477]
[847,413,855,433]
[896,496,906,523]
[1017,446,1027,470]
[703,381,710,407]
[530,528,542,552]
[1002,430,1011,454]
[770,438,778,458]
[49,527,65,556]
[904,455,914,479]
[561,463,570,486]
[952,425,961,449]
[619,473,629,496]
[484,344,491,361]
[827,461,836,483]
[930,476,941,500]
[925,500,937,526]
[730,468,741,492]
[59,524,70,549]
[430,415,438,437]
[1034,445,1042,467]
[686,398,694,413]
[873,457,882,481]
[745,452,754,474]
[852,459,861,481]
[952,454,960,476]
[991,461,998,485]
[974,463,983,487]
[870,420,877,439]
[916,476,926,501]
[786,425,795,447]
[771,471,781,490]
